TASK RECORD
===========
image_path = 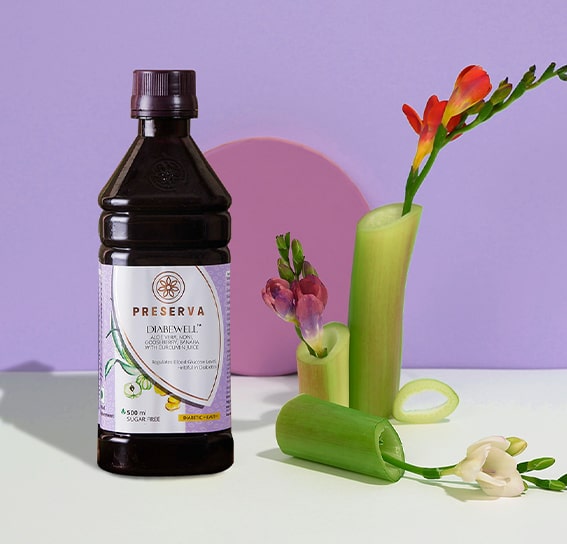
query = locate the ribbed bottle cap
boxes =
[131,70,198,118]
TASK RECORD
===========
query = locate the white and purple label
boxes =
[98,263,231,434]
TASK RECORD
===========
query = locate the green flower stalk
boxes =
[402,62,567,215]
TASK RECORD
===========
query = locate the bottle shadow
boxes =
[231,377,298,432]
[0,362,98,468]
[0,364,298,466]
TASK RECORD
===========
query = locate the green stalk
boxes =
[348,203,422,417]
[296,322,350,407]
[276,394,405,482]
[381,451,447,480]
[402,131,443,215]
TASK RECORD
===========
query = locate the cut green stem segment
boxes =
[296,322,349,407]
[392,378,459,423]
[276,394,405,482]
[348,203,422,418]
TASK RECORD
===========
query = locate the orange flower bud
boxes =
[442,65,492,126]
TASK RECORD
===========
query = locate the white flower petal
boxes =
[466,436,509,456]
[483,447,518,477]
[477,472,525,497]
[453,444,490,481]
[500,473,526,497]
[476,471,507,488]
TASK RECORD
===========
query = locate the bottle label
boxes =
[98,264,231,434]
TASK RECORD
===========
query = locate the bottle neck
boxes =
[138,118,191,137]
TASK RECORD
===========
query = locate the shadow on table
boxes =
[0,364,300,467]
[260,449,499,499]
[0,361,97,468]
[405,474,498,502]
[258,447,394,486]
[231,408,281,432]
[231,378,298,433]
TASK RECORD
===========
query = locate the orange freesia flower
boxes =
[403,67,490,170]
[402,95,447,170]
[402,62,566,216]
[441,65,492,126]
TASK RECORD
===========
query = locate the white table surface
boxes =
[1,368,565,543]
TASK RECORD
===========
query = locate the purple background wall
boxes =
[1,1,566,371]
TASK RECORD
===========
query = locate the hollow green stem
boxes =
[276,394,406,482]
[296,322,349,406]
[348,203,422,417]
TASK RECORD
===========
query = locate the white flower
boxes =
[446,436,525,497]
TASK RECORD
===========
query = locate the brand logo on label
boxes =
[152,271,186,304]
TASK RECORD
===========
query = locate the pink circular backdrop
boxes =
[205,138,369,375]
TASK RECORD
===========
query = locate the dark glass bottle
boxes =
[97,70,233,476]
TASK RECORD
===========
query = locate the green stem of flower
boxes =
[381,451,453,480]
[402,131,445,215]
[294,324,326,358]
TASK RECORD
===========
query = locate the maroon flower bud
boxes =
[292,275,328,355]
[294,275,328,308]
[261,278,296,322]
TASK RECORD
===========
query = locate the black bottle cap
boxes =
[131,70,198,119]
